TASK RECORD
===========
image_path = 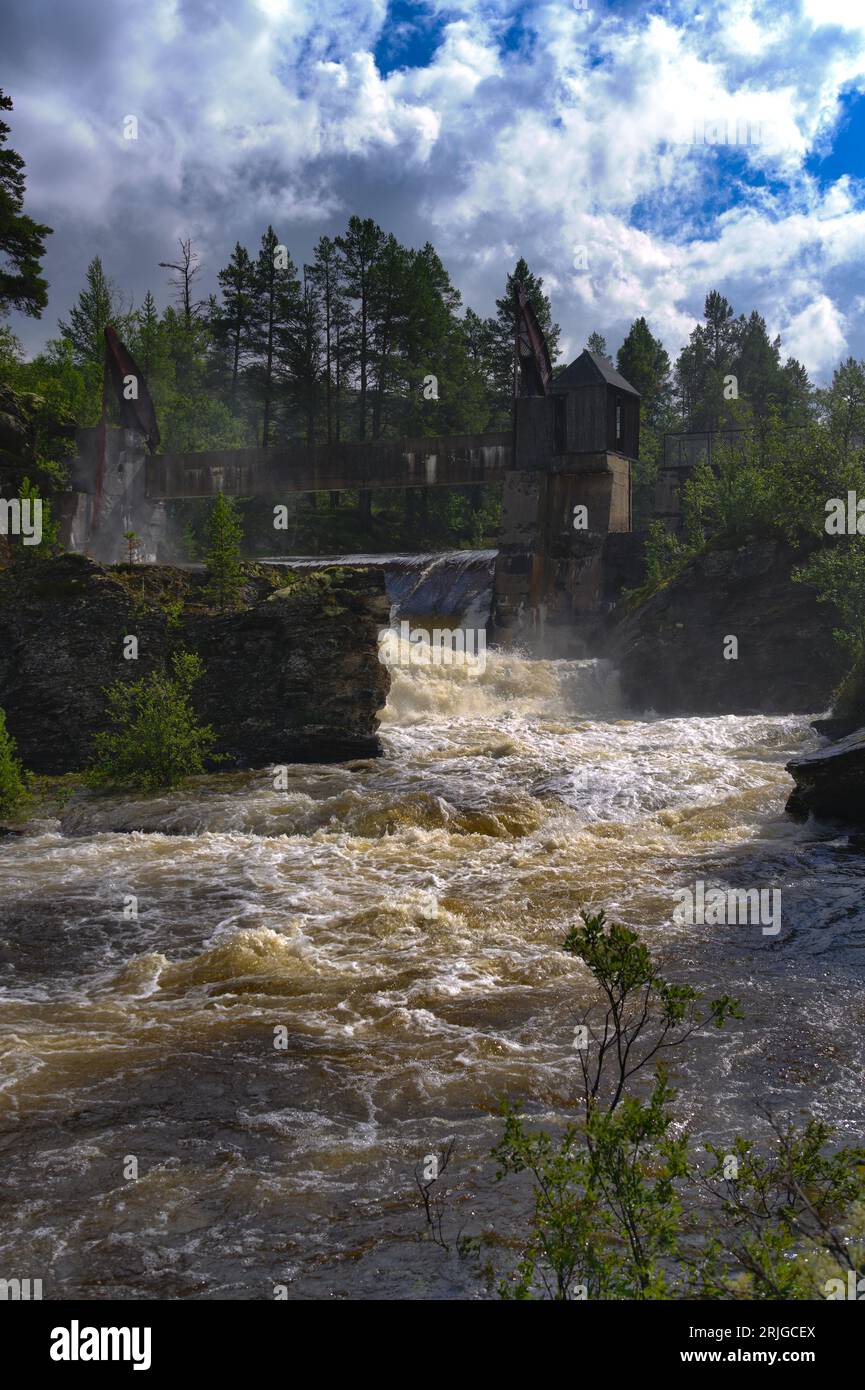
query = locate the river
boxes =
[1,561,864,1300]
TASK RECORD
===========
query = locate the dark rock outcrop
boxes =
[0,554,390,773]
[607,539,847,714]
[785,729,865,823]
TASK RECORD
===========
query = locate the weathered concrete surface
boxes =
[607,539,848,714]
[786,728,865,823]
[145,433,511,498]
[493,439,633,650]
[0,554,390,773]
[64,427,168,563]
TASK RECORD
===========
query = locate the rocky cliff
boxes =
[607,539,847,714]
[0,554,390,773]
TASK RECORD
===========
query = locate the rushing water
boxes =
[1,617,865,1299]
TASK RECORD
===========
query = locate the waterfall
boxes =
[262,549,499,628]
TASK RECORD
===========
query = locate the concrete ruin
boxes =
[59,424,169,564]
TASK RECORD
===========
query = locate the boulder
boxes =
[785,728,865,823]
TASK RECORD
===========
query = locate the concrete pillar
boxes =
[61,426,169,563]
[491,395,632,651]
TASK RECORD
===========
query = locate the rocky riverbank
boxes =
[784,656,865,824]
[607,538,847,714]
[785,728,865,823]
[0,553,390,773]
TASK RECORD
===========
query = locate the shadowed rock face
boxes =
[607,539,848,715]
[786,730,865,824]
[0,554,390,774]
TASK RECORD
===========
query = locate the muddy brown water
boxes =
[1,646,863,1298]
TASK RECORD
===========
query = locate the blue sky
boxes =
[5,0,865,381]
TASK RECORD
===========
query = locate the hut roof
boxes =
[553,350,640,397]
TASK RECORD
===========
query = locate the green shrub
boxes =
[794,537,865,662]
[0,708,28,817]
[426,909,865,1300]
[204,491,244,610]
[87,651,218,792]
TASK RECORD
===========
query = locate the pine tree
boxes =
[400,243,486,437]
[586,331,609,358]
[158,237,204,328]
[215,242,256,401]
[369,233,411,439]
[0,89,52,319]
[616,317,671,426]
[732,309,783,418]
[616,317,674,528]
[132,290,163,380]
[336,216,385,442]
[249,226,301,446]
[58,256,132,370]
[308,236,342,443]
[87,651,217,792]
[703,290,737,369]
[460,308,498,422]
[674,291,738,431]
[778,357,813,427]
[204,491,245,609]
[823,358,865,451]
[284,268,323,445]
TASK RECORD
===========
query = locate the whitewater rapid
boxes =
[1,644,863,1298]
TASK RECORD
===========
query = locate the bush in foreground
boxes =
[87,651,218,792]
[0,707,28,817]
[419,910,865,1300]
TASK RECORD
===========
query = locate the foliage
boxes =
[204,491,245,609]
[11,475,61,564]
[636,410,865,601]
[794,538,865,661]
[492,910,740,1300]
[0,706,28,817]
[57,255,134,415]
[471,909,865,1301]
[0,89,52,319]
[641,519,690,591]
[87,651,217,792]
[701,1117,865,1300]
[585,331,608,357]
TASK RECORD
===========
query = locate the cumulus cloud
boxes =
[780,294,849,373]
[4,0,865,379]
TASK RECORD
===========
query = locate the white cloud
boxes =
[7,0,865,379]
[780,294,848,373]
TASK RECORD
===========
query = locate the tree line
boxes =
[4,81,865,549]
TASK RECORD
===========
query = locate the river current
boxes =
[1,615,864,1298]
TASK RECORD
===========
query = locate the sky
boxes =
[5,0,865,381]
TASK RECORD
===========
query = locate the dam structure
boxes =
[60,349,642,648]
